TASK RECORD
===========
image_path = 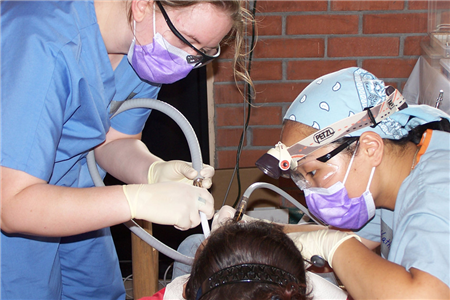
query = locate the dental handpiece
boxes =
[194,177,211,239]
[233,196,249,222]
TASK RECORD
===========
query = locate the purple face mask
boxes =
[303,145,376,229]
[127,7,194,84]
[128,33,194,84]
[304,179,376,229]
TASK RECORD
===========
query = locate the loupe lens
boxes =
[255,153,281,179]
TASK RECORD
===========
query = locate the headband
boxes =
[195,263,300,299]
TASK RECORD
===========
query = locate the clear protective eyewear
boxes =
[290,137,358,190]
[156,1,221,68]
[255,86,408,180]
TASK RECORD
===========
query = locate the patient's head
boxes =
[184,221,311,300]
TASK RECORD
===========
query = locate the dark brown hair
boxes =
[184,221,311,300]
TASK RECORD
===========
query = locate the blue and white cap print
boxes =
[284,67,450,139]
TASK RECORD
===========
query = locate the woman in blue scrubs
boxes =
[0,1,252,299]
[260,67,449,298]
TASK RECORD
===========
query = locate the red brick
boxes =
[255,15,282,36]
[287,15,359,35]
[362,58,419,78]
[218,43,234,60]
[256,0,327,13]
[254,82,310,104]
[404,35,429,56]
[254,38,325,58]
[252,127,282,146]
[408,0,428,10]
[216,128,247,147]
[250,61,283,81]
[216,149,268,169]
[363,13,427,34]
[213,61,235,83]
[287,60,357,80]
[331,0,404,11]
[214,84,245,105]
[409,0,450,10]
[216,106,283,127]
[329,37,399,57]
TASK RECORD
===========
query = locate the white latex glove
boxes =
[123,182,214,230]
[147,160,214,189]
[211,205,270,232]
[287,229,361,268]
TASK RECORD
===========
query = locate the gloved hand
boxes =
[287,229,361,268]
[211,205,270,232]
[147,160,214,189]
[123,182,214,230]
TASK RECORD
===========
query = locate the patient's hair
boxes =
[184,221,311,300]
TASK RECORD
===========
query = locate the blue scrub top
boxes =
[1,1,161,299]
[356,130,450,288]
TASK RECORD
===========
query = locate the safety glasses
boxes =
[290,138,358,190]
[156,1,221,68]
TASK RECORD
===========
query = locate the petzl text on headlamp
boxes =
[256,86,408,179]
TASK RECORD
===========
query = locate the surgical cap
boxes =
[284,67,450,140]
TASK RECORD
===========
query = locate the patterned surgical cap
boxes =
[284,67,450,139]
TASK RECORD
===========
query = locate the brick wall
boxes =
[212,0,438,171]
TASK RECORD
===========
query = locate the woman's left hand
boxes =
[147,160,214,188]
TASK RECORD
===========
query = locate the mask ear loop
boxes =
[365,166,376,192]
[342,140,376,191]
[153,2,156,36]
[343,140,359,184]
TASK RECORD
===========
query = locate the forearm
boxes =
[282,223,328,233]
[94,130,160,184]
[2,183,131,237]
[332,238,449,299]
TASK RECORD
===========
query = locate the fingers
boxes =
[178,161,198,180]
[196,189,215,219]
[211,205,235,232]
[200,164,215,178]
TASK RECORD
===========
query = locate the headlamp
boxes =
[255,142,292,179]
[255,86,408,179]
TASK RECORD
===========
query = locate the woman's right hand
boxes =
[123,182,214,230]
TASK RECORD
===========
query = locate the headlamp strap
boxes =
[287,87,407,160]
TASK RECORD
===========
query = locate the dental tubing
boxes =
[87,98,212,265]
[241,182,323,226]
[87,99,323,265]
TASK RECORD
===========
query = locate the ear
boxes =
[131,0,153,23]
[358,131,384,167]
[182,282,187,299]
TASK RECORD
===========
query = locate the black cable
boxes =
[230,0,257,208]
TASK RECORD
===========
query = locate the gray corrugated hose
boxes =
[87,98,210,265]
